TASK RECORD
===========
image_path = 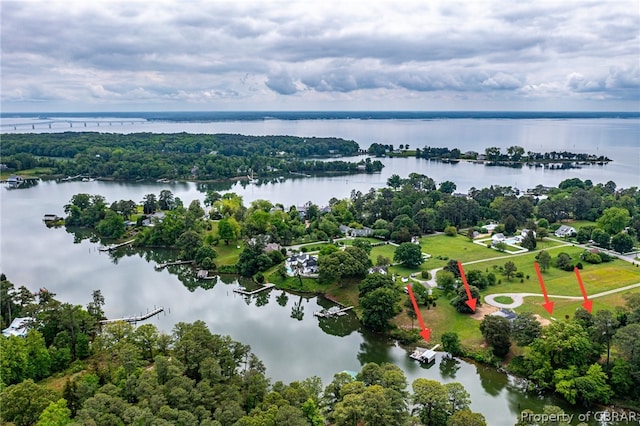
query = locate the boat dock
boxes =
[99,239,135,252]
[99,307,164,325]
[233,283,275,295]
[313,305,354,318]
[154,260,194,270]
[410,344,440,363]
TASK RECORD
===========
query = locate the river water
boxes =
[1,116,639,425]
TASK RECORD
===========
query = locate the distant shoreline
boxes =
[2,110,639,123]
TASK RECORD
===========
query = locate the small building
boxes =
[43,214,62,222]
[490,308,518,322]
[368,266,388,275]
[339,225,374,237]
[554,225,577,238]
[264,243,282,253]
[520,229,536,239]
[2,317,33,337]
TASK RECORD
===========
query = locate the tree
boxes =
[436,271,456,294]
[591,309,619,371]
[504,215,518,235]
[611,232,634,253]
[521,230,536,251]
[393,242,423,268]
[591,228,611,248]
[217,217,241,245]
[535,251,551,272]
[387,174,403,190]
[360,287,402,331]
[176,230,202,260]
[451,285,480,314]
[142,193,158,214]
[480,315,511,357]
[554,252,574,271]
[352,239,372,255]
[412,379,449,425]
[158,189,175,210]
[439,181,456,194]
[358,273,395,297]
[441,332,463,356]
[615,323,640,370]
[0,379,57,426]
[597,207,630,235]
[38,398,72,426]
[447,409,487,426]
[503,261,517,280]
[96,210,125,238]
[444,226,457,236]
[511,312,541,346]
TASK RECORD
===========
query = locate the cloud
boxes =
[1,0,638,111]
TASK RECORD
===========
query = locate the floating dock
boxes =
[99,307,164,324]
[314,305,354,318]
[154,260,194,270]
[410,344,440,363]
[233,283,275,295]
[99,239,135,252]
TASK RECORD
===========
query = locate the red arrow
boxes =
[406,284,431,341]
[574,267,593,313]
[457,261,477,312]
[534,262,554,315]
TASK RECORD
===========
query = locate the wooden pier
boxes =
[99,239,135,252]
[154,260,194,270]
[233,283,275,295]
[99,307,164,324]
[313,306,354,318]
[410,344,440,363]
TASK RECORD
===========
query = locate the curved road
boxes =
[484,283,640,309]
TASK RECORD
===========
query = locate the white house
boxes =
[554,225,577,238]
[286,253,319,276]
[2,317,33,337]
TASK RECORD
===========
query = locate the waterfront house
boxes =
[554,225,577,238]
[286,253,319,276]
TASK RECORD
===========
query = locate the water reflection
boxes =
[439,355,461,379]
[476,363,509,397]
[290,295,305,320]
[276,291,289,307]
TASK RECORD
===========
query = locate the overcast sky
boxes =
[1,0,639,112]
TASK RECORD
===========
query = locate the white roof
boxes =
[2,317,33,337]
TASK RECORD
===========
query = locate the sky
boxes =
[1,0,639,112]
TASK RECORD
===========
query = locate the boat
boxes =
[247,169,257,183]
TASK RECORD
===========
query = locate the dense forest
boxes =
[0,278,490,426]
[1,133,383,181]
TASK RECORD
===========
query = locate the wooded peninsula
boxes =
[1,133,382,182]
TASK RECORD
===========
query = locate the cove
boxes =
[4,180,636,425]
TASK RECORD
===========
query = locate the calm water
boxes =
[2,116,639,425]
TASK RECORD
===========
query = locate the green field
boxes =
[419,234,510,267]
[471,246,640,297]
[514,288,640,320]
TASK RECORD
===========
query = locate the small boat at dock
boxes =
[410,344,440,363]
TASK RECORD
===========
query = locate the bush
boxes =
[421,270,431,279]
[218,264,238,274]
[389,328,421,344]
[582,252,602,264]
[444,226,457,236]
[255,272,265,283]
[576,262,583,270]
[301,246,308,252]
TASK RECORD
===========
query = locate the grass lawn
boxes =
[559,220,598,230]
[369,243,397,264]
[493,295,514,304]
[514,287,640,320]
[473,246,640,297]
[1,167,54,179]
[392,294,485,348]
[214,243,242,265]
[419,234,509,267]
